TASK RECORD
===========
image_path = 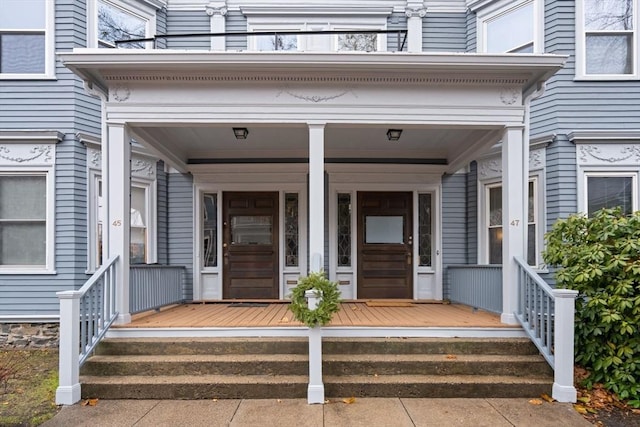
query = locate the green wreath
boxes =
[289,271,341,328]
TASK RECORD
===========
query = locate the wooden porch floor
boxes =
[115,301,509,328]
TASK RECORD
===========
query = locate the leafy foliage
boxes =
[543,208,640,407]
[289,271,341,328]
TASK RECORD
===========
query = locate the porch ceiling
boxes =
[129,123,495,166]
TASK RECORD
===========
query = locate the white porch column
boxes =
[552,289,579,402]
[206,1,227,51]
[308,123,325,273]
[501,126,527,324]
[307,122,325,405]
[405,2,426,52]
[104,123,131,325]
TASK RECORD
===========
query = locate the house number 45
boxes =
[510,220,520,226]
[112,220,122,226]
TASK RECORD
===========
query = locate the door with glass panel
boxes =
[357,192,413,299]
[222,192,279,299]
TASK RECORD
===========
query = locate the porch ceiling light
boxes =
[233,127,249,140]
[387,129,402,141]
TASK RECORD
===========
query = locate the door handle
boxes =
[406,252,412,265]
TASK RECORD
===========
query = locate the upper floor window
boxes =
[88,0,157,49]
[577,0,637,78]
[0,0,54,79]
[476,0,543,53]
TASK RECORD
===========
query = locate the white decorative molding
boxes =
[499,87,520,105]
[87,146,156,179]
[89,147,102,169]
[478,147,545,179]
[276,86,356,103]
[405,7,427,18]
[0,144,54,166]
[206,1,227,16]
[578,144,640,166]
[112,85,131,102]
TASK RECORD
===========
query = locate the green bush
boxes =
[543,208,640,407]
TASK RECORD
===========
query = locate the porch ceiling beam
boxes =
[445,128,504,174]
[129,127,189,173]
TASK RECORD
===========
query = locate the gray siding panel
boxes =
[226,11,247,50]
[442,173,468,299]
[166,11,210,49]
[466,10,477,52]
[167,173,194,300]
[466,162,478,263]
[157,162,169,265]
[387,13,408,52]
[423,13,467,52]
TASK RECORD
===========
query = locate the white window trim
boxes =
[0,168,56,274]
[0,0,55,80]
[87,0,158,49]
[246,16,388,52]
[575,0,639,80]
[475,0,543,54]
[578,170,639,215]
[478,173,545,268]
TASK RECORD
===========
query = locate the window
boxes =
[0,0,54,78]
[89,174,157,270]
[476,0,543,53]
[584,173,637,215]
[484,179,540,266]
[88,0,157,49]
[337,193,351,267]
[0,173,53,271]
[577,0,637,78]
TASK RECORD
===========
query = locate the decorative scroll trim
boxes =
[88,147,156,178]
[103,74,528,86]
[499,87,519,105]
[112,85,131,102]
[578,144,640,164]
[131,158,155,177]
[206,2,227,16]
[0,145,53,164]
[478,148,545,179]
[405,7,427,18]
[276,87,356,103]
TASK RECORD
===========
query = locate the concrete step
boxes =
[95,337,541,356]
[80,373,552,400]
[82,353,552,378]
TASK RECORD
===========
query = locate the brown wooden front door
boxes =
[357,192,413,299]
[223,192,279,299]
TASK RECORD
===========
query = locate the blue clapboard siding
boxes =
[156,162,169,265]
[423,13,467,52]
[226,10,247,50]
[167,173,195,300]
[387,12,407,52]
[441,173,469,299]
[165,9,211,49]
[466,10,477,52]
[466,162,478,263]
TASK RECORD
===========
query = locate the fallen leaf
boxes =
[577,396,590,404]
[631,409,640,415]
[82,398,99,407]
[343,397,356,404]
[280,317,289,323]
[212,398,218,402]
[446,354,457,360]
[573,405,588,415]
[277,399,282,403]
[541,393,555,403]
[529,399,543,405]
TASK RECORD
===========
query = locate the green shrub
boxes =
[543,208,640,407]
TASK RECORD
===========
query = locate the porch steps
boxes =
[80,337,554,399]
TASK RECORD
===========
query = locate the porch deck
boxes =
[115,301,509,329]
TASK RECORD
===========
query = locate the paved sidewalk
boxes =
[43,398,592,427]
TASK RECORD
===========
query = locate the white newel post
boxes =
[405,2,427,53]
[501,126,527,324]
[307,122,325,404]
[55,291,82,405]
[552,289,579,402]
[104,123,131,325]
[206,1,227,51]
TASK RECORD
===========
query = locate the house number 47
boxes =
[510,220,520,226]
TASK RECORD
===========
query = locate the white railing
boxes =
[55,255,119,405]
[514,256,578,403]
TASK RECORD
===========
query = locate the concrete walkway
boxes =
[43,398,592,427]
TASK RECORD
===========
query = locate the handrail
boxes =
[55,255,119,405]
[514,255,578,403]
